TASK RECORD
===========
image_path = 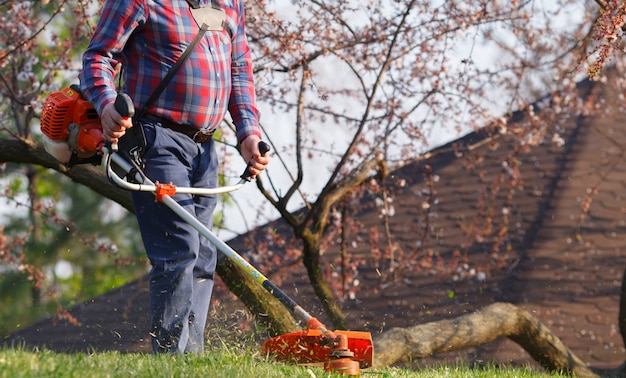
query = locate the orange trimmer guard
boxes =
[262,329,374,369]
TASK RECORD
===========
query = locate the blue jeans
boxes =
[130,121,218,354]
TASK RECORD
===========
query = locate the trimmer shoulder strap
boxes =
[187,0,227,31]
[135,24,209,121]
[121,1,222,168]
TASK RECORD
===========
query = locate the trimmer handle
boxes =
[240,141,271,181]
[115,93,135,118]
[109,93,135,152]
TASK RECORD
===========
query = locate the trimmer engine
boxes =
[40,85,133,165]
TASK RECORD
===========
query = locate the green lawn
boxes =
[0,347,568,378]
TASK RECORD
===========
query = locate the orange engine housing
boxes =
[40,86,108,163]
[41,86,100,141]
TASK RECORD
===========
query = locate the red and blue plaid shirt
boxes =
[79,0,260,142]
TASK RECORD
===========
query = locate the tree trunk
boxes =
[215,256,300,337]
[374,302,597,377]
[300,229,347,329]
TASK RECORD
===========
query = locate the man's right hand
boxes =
[101,101,133,143]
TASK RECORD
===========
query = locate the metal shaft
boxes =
[109,151,315,325]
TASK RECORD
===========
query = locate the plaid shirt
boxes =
[79,0,260,142]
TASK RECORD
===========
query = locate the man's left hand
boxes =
[240,135,270,179]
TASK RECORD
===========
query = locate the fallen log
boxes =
[373,302,597,377]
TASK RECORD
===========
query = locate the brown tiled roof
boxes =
[5,75,626,368]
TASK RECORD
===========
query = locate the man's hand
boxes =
[240,135,270,179]
[101,101,133,143]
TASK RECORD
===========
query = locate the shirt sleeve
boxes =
[229,0,262,143]
[79,0,146,116]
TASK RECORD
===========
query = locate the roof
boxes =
[4,74,626,368]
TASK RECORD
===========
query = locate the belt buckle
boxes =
[192,129,212,143]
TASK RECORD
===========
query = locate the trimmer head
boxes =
[262,328,374,369]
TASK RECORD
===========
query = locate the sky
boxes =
[0,0,593,240]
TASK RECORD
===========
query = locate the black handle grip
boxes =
[241,141,270,182]
[115,93,135,118]
[259,141,270,156]
[109,93,135,152]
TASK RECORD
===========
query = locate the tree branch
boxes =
[0,138,133,212]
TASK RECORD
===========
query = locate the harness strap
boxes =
[135,22,209,121]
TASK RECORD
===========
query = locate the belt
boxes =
[146,115,214,143]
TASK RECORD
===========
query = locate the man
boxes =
[79,0,269,354]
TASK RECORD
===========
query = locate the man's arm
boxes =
[79,0,145,116]
[228,0,262,144]
[229,1,268,177]
[79,0,145,141]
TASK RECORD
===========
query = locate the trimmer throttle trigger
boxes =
[240,141,271,181]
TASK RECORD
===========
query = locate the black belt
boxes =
[146,115,214,143]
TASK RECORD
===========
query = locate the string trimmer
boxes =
[40,87,374,375]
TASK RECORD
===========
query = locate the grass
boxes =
[0,347,569,378]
